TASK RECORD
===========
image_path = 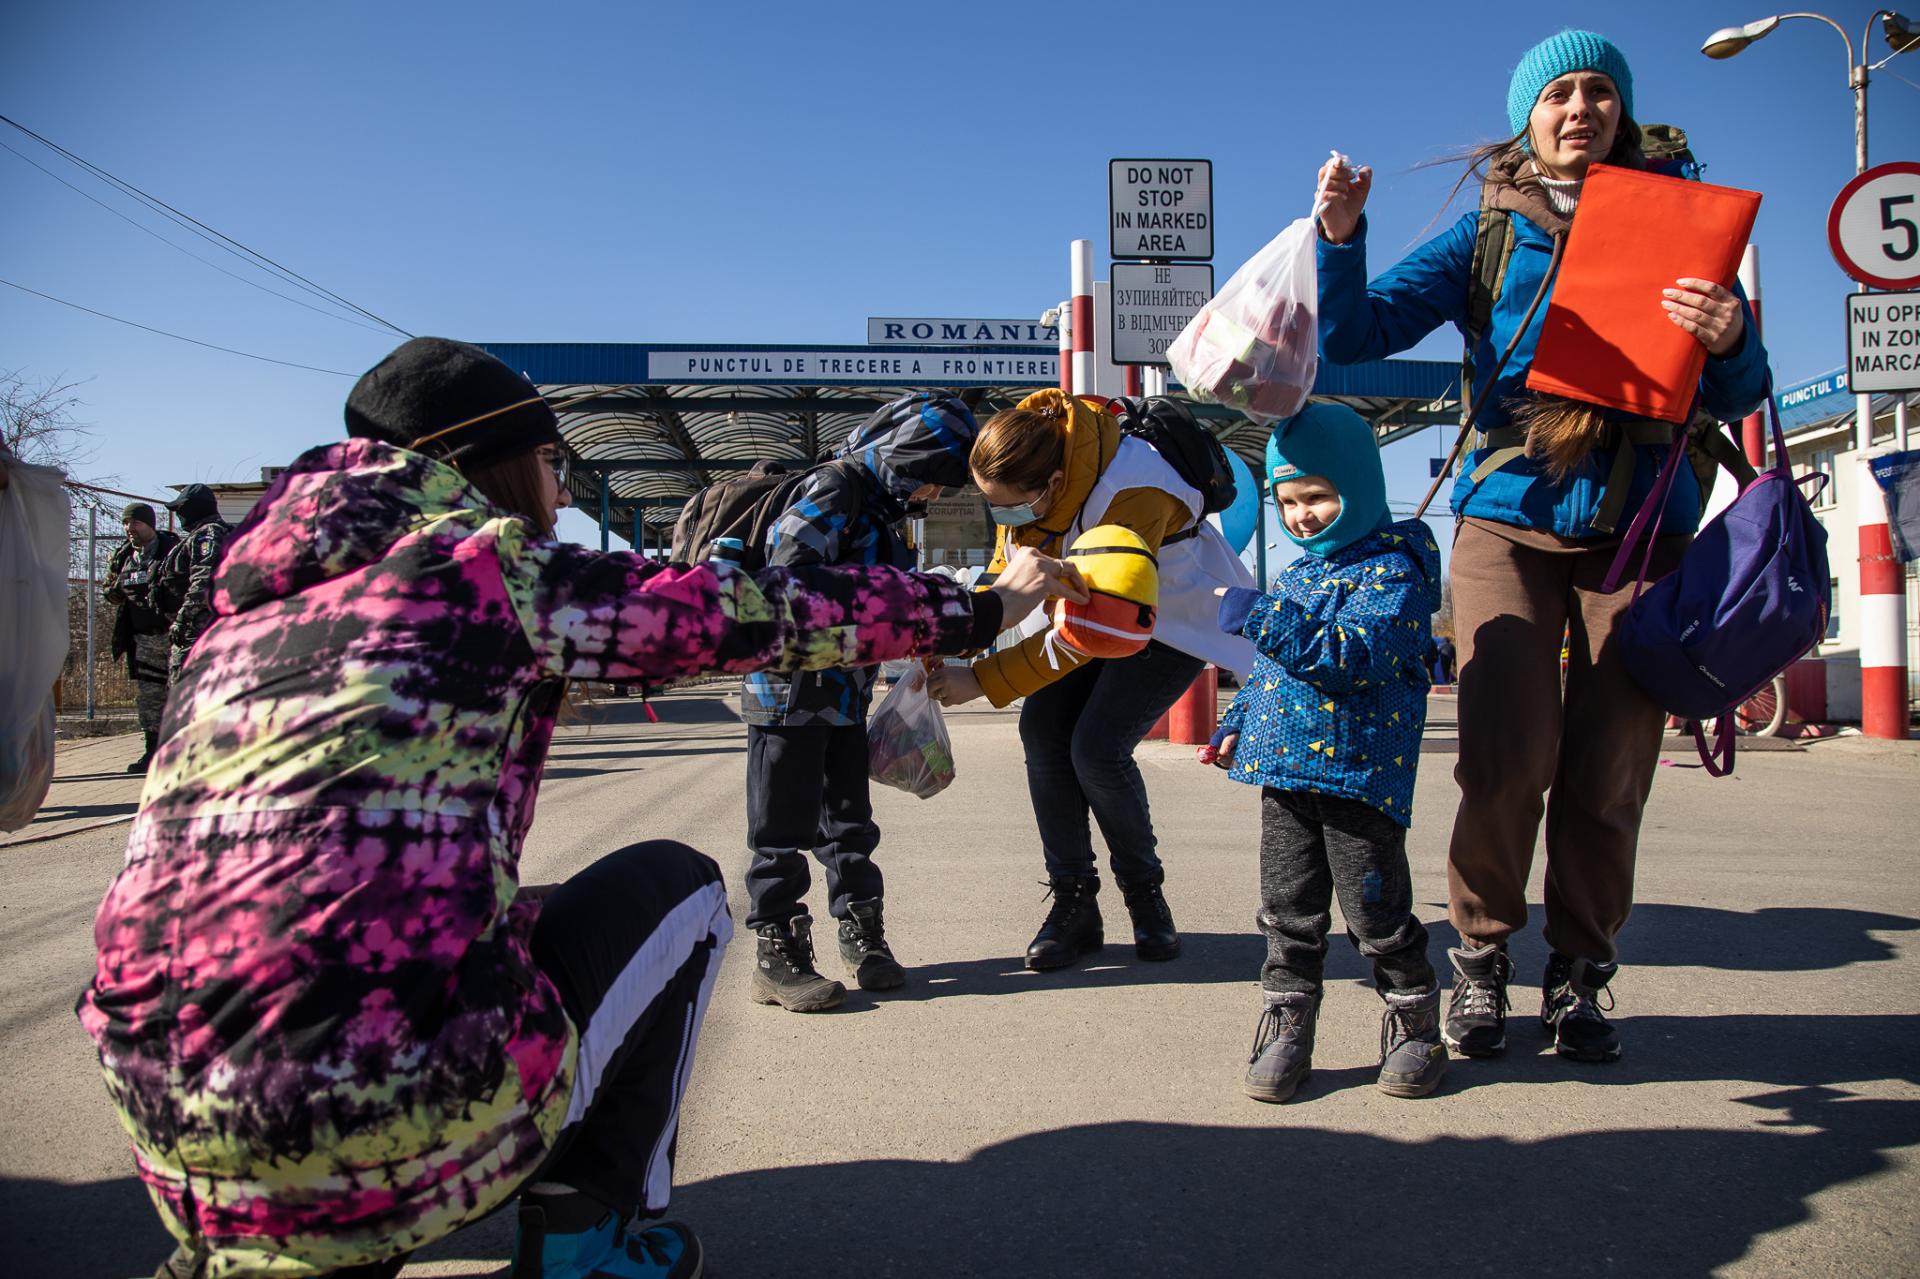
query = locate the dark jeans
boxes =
[1259,788,1435,997]
[744,721,882,928]
[1018,641,1205,882]
[530,841,731,1220]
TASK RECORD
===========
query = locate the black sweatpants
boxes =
[529,840,731,1221]
[1258,788,1435,998]
[744,721,882,929]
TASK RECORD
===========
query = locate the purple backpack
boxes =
[1603,388,1831,776]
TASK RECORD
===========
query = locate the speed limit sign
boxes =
[1829,161,1920,290]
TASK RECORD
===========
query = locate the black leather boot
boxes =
[1117,873,1181,961]
[837,897,906,991]
[127,728,158,774]
[1025,876,1103,971]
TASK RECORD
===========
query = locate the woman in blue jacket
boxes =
[1313,30,1769,1065]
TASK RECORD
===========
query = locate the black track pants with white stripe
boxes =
[528,840,733,1220]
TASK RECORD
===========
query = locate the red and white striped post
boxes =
[1056,298,1073,394]
[1071,240,1095,396]
[1858,449,1909,739]
[1737,245,1766,468]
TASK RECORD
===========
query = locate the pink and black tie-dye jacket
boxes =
[77,440,998,1275]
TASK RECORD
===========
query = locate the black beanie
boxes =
[122,501,156,527]
[345,337,562,471]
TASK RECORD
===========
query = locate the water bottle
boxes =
[708,536,748,567]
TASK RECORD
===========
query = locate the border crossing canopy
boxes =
[484,341,1460,551]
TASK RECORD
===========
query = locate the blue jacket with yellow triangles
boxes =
[1214,518,1441,827]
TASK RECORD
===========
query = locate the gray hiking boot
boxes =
[837,897,906,991]
[750,914,846,1012]
[1244,992,1317,1103]
[1542,952,1622,1062]
[1377,985,1449,1098]
[1443,942,1512,1057]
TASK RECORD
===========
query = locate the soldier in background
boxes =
[103,502,180,772]
[153,484,234,684]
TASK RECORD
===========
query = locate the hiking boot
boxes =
[513,1192,702,1279]
[837,897,906,991]
[127,729,158,774]
[1244,991,1317,1103]
[1443,943,1512,1057]
[1377,986,1449,1098]
[749,915,845,1012]
[1116,874,1181,961]
[1024,876,1103,971]
[1542,952,1622,1062]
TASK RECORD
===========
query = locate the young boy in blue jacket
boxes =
[1205,402,1446,1102]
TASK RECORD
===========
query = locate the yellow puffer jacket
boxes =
[974,390,1192,707]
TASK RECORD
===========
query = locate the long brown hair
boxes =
[460,448,557,536]
[970,407,1065,491]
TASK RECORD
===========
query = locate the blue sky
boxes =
[4,1,1916,554]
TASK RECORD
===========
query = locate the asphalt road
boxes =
[4,689,1916,1277]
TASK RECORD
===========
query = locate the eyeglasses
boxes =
[542,450,570,487]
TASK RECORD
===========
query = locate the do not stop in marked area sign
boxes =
[1110,159,1213,261]
[1829,162,1920,291]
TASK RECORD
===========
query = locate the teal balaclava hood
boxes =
[1265,403,1390,557]
[1507,30,1634,140]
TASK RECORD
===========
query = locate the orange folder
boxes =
[1525,164,1761,423]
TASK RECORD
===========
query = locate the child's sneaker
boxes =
[1542,952,1621,1062]
[512,1192,703,1278]
[837,897,906,991]
[750,914,845,1012]
[1377,986,1449,1097]
[1443,942,1512,1057]
[1244,991,1316,1103]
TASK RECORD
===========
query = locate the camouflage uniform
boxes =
[103,527,179,735]
[153,486,234,684]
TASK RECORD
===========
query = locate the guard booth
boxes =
[482,340,1461,582]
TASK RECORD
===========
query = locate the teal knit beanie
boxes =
[1265,403,1390,558]
[1507,30,1634,138]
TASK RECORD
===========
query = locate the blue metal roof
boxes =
[1774,368,1851,435]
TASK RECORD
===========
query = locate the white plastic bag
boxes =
[0,456,72,832]
[1166,216,1319,426]
[866,663,956,799]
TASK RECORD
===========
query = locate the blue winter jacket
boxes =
[1215,518,1441,826]
[1317,211,1771,539]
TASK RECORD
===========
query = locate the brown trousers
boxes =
[1446,518,1689,964]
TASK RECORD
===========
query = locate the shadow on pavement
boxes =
[665,1089,1920,1277]
[15,1087,1916,1276]
[861,932,1265,1003]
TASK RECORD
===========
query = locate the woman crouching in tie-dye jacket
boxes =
[79,338,1077,1279]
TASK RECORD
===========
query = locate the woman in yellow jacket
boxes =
[932,389,1254,970]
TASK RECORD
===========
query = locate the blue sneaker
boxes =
[512,1198,704,1279]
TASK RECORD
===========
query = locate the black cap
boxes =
[345,337,562,471]
[166,484,219,527]
[121,501,156,526]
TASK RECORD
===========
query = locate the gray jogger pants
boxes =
[1258,787,1435,997]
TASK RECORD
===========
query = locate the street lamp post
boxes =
[1703,10,1919,739]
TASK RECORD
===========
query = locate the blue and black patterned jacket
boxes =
[1214,518,1441,826]
[741,393,976,727]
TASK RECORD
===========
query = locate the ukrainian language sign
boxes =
[645,349,1059,385]
[1846,290,1920,393]
[1109,159,1213,261]
[1110,262,1214,366]
[867,318,1056,346]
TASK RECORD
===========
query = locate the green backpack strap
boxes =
[1461,197,1516,432]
